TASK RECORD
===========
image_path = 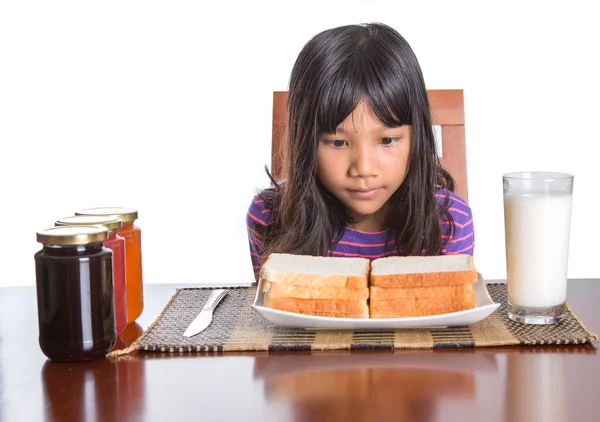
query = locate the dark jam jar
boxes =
[35,226,116,362]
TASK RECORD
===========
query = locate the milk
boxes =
[503,192,572,307]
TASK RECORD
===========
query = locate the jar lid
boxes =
[75,207,138,222]
[37,226,108,246]
[55,215,122,232]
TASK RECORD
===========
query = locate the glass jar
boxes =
[55,215,128,335]
[35,226,116,361]
[75,207,144,323]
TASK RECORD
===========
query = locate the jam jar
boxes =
[75,207,143,323]
[55,215,128,335]
[35,226,116,361]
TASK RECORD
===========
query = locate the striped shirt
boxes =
[246,188,474,280]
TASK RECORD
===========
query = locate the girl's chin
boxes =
[344,206,386,220]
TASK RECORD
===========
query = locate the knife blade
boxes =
[183,289,228,337]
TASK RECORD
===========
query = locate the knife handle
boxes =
[203,289,228,311]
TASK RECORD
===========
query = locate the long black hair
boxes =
[253,22,455,260]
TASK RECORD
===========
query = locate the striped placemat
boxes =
[115,284,597,354]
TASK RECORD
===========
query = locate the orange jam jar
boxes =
[35,226,116,361]
[75,207,144,323]
[55,215,128,335]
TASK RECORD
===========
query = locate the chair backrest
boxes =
[272,89,468,201]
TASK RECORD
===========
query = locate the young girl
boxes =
[247,22,474,280]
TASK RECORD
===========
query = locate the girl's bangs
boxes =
[315,71,362,134]
[315,56,412,134]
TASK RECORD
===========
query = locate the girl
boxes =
[247,22,474,280]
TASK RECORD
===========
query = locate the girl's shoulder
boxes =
[435,187,472,221]
[435,187,468,205]
[246,186,279,227]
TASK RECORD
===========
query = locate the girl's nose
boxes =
[349,145,378,178]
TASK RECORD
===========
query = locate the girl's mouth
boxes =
[347,188,383,199]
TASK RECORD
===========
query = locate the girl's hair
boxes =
[254,22,455,260]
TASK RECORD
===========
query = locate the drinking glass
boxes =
[503,172,574,324]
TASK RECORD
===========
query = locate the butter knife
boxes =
[183,289,228,337]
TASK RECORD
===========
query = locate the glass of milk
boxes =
[503,172,574,324]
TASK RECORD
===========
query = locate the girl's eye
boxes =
[326,139,348,148]
[380,137,400,146]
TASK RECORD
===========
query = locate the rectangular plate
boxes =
[251,273,500,330]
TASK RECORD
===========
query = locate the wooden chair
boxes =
[271,90,468,201]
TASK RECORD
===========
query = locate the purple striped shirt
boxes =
[246,188,474,280]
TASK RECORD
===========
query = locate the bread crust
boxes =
[369,304,474,318]
[260,271,368,289]
[303,311,368,318]
[265,296,368,314]
[263,280,369,300]
[277,309,369,318]
[370,298,475,317]
[370,269,477,288]
[370,284,474,300]
[259,254,369,289]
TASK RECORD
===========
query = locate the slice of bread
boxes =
[263,280,369,300]
[370,295,476,317]
[370,284,474,300]
[369,297,475,318]
[371,307,472,318]
[259,253,369,289]
[370,255,477,288]
[275,309,368,318]
[265,296,368,316]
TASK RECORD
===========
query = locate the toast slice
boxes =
[373,298,476,315]
[259,253,369,289]
[370,255,477,288]
[370,284,474,300]
[265,296,368,316]
[307,310,368,318]
[263,280,369,300]
[267,309,368,318]
[370,296,476,317]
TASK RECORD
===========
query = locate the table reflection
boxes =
[254,351,498,422]
[41,323,146,422]
[504,353,568,422]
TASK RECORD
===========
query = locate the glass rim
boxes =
[503,171,573,181]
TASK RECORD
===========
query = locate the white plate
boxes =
[251,274,500,330]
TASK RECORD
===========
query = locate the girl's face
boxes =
[317,101,411,231]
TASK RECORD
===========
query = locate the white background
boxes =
[1,0,598,287]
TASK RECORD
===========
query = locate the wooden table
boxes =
[1,280,598,422]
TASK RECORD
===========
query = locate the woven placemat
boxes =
[112,284,597,355]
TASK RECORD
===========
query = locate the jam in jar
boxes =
[76,207,144,323]
[35,226,116,361]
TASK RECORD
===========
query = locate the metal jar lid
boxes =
[55,215,122,232]
[75,207,138,223]
[37,226,108,246]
